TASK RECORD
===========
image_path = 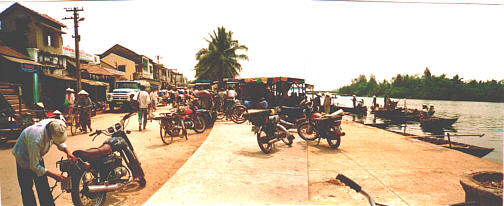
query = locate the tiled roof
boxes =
[0,45,30,59]
[0,3,66,28]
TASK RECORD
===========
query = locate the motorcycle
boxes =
[297,109,346,148]
[191,98,217,127]
[277,102,316,129]
[55,112,146,206]
[180,104,206,133]
[247,110,295,154]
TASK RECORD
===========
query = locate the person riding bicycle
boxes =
[75,90,94,133]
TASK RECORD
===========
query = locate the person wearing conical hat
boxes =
[64,88,75,116]
[75,90,93,133]
[352,94,357,108]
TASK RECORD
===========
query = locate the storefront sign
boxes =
[19,63,38,73]
[63,46,99,63]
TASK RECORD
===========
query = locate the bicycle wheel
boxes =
[160,120,172,145]
[297,121,318,141]
[257,129,272,154]
[277,125,293,146]
[326,127,341,149]
[70,115,78,136]
[231,106,248,124]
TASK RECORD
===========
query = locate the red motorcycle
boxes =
[180,105,206,134]
[297,110,346,149]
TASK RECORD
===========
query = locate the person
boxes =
[312,93,322,112]
[64,88,75,116]
[372,95,377,110]
[52,110,66,122]
[217,88,226,110]
[384,94,390,110]
[75,90,93,133]
[12,119,76,206]
[150,88,158,112]
[352,95,357,108]
[134,85,151,131]
[258,97,269,109]
[428,104,435,117]
[323,93,331,114]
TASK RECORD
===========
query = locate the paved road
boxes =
[144,121,309,205]
[146,120,502,206]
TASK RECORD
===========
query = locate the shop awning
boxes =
[1,55,41,66]
[42,73,76,81]
[219,77,305,84]
[82,79,109,87]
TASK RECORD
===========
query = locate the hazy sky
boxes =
[1,0,502,90]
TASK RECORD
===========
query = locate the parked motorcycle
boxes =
[191,98,217,127]
[180,105,206,133]
[277,102,315,129]
[55,112,146,206]
[247,110,295,154]
[297,109,346,148]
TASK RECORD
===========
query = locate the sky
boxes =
[0,0,503,90]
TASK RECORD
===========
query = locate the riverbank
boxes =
[145,120,502,205]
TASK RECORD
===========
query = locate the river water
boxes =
[330,95,503,164]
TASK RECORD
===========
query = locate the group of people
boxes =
[311,93,333,114]
[64,88,94,133]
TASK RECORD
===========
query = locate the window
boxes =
[118,65,126,72]
[0,20,2,30]
[44,30,53,46]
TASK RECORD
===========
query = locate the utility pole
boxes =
[64,7,84,92]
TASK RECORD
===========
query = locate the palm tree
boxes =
[194,26,248,80]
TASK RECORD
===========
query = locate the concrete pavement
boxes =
[144,121,309,205]
[145,120,502,205]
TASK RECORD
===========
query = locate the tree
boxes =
[194,26,249,80]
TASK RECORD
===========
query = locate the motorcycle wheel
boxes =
[231,106,248,124]
[160,121,173,145]
[71,169,106,206]
[297,122,318,141]
[192,115,206,133]
[257,129,272,154]
[216,111,225,120]
[326,127,341,149]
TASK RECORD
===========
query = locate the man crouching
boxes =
[12,119,76,206]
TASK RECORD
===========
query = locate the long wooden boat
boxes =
[420,117,458,128]
[414,136,494,158]
[372,108,419,121]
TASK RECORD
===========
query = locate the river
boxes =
[330,95,503,164]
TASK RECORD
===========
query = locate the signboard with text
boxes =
[62,46,99,63]
[19,63,38,73]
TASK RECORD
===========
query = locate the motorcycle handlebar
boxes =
[123,112,135,120]
[336,174,362,193]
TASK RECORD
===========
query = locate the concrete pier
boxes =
[145,120,502,205]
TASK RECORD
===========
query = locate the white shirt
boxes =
[135,91,151,109]
[65,93,75,105]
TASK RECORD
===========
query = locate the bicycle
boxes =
[216,99,247,124]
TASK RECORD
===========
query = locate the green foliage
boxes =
[336,68,504,102]
[194,26,249,80]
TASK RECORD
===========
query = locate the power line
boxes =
[63,7,84,92]
[319,0,503,6]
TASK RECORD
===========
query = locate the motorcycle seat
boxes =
[73,144,113,161]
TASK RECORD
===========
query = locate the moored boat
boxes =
[420,117,458,128]
[331,105,367,114]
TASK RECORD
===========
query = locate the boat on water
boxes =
[420,117,458,129]
[414,136,494,158]
[371,107,420,121]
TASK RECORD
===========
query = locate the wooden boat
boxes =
[420,117,458,128]
[414,136,494,158]
[331,105,367,114]
[372,108,419,121]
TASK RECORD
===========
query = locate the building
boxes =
[0,2,69,109]
[99,44,162,89]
